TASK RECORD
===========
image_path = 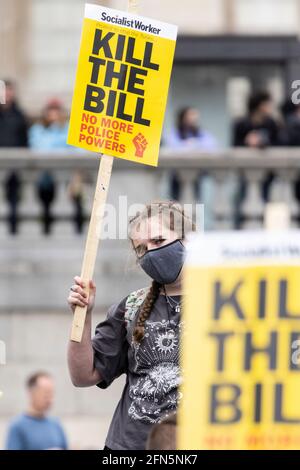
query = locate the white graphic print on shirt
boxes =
[128,318,183,424]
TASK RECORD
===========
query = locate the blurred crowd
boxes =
[163,92,300,228]
[1,79,300,234]
[1,80,85,235]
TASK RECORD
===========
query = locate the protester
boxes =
[29,99,84,234]
[281,100,300,146]
[5,371,68,450]
[232,91,280,226]
[0,80,28,147]
[165,107,217,151]
[232,91,280,147]
[67,170,85,234]
[0,80,28,234]
[68,201,195,450]
[146,412,177,450]
[29,99,69,150]
[29,99,69,234]
[280,100,300,213]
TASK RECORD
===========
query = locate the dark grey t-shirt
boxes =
[92,292,182,450]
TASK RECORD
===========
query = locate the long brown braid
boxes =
[133,279,161,343]
[129,200,196,344]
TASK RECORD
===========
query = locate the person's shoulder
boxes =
[11,103,26,117]
[93,294,130,339]
[46,415,63,428]
[7,413,28,430]
[106,295,128,316]
[125,286,150,307]
[30,122,43,130]
[29,123,44,136]
[105,287,149,321]
[233,116,248,127]
[164,129,182,147]
[199,130,217,146]
[267,116,279,127]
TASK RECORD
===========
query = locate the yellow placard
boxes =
[68,4,177,166]
[179,232,300,450]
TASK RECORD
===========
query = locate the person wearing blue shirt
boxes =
[5,371,68,450]
[28,99,70,234]
[28,99,69,150]
[164,107,217,151]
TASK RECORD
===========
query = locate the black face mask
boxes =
[139,239,186,285]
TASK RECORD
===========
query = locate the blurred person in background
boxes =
[5,371,68,450]
[29,99,69,150]
[0,79,28,147]
[164,107,217,229]
[165,107,217,151]
[146,412,177,450]
[280,100,300,146]
[29,99,68,234]
[0,80,28,234]
[232,91,280,148]
[232,91,280,226]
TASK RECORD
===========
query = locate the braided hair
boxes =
[133,280,161,343]
[129,200,195,344]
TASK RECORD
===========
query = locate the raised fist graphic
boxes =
[132,133,148,158]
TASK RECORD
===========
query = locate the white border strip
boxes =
[85,3,177,40]
[186,231,300,267]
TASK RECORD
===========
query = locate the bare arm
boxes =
[67,277,102,387]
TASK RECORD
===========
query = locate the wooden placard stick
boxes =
[70,0,140,342]
[70,154,113,342]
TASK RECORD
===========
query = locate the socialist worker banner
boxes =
[68,3,177,166]
[179,231,300,450]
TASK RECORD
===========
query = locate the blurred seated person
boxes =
[281,100,300,214]
[233,91,280,148]
[0,80,28,234]
[0,79,28,147]
[165,107,217,150]
[29,99,69,149]
[29,99,69,234]
[164,107,217,229]
[281,100,300,146]
[5,371,68,450]
[232,91,280,224]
